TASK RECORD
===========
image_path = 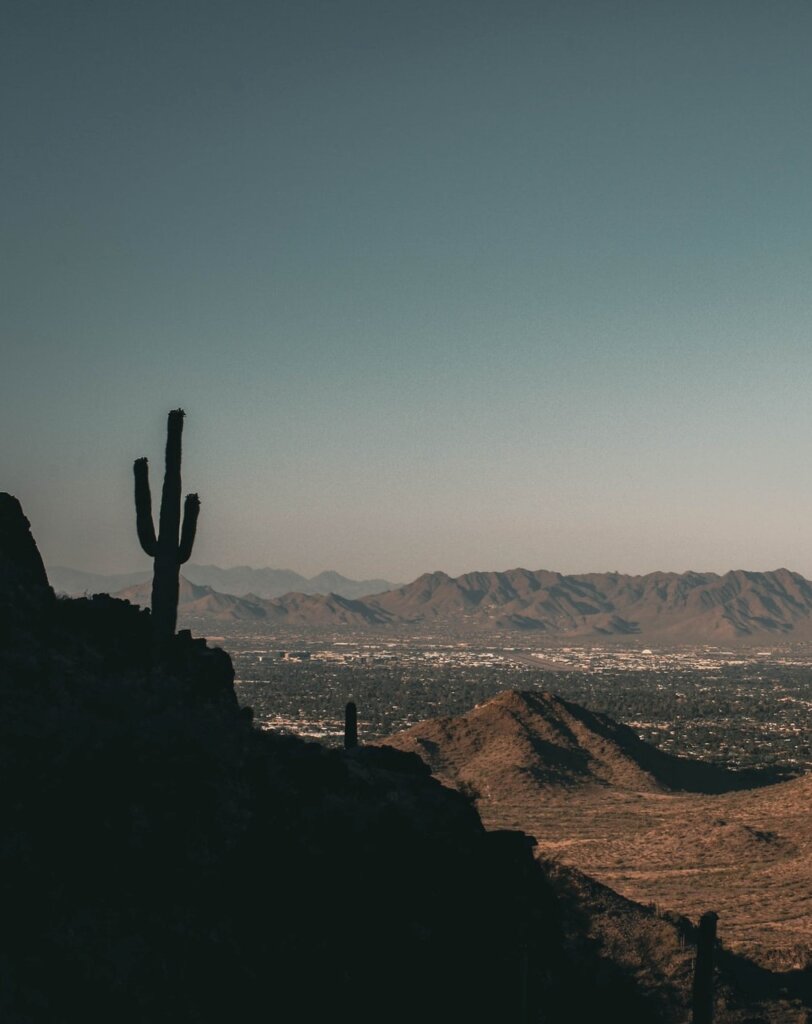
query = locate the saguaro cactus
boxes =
[344,701,358,749]
[134,409,200,645]
[692,911,718,1024]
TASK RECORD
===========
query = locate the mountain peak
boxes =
[386,689,775,796]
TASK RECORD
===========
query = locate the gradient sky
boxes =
[3,1,812,581]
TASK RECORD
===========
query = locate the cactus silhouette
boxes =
[691,911,718,1024]
[344,701,358,749]
[134,409,200,645]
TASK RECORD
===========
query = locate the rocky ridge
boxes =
[116,566,812,641]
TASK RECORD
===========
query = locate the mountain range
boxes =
[115,577,393,626]
[110,565,812,641]
[48,563,398,601]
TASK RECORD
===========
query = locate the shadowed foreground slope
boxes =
[0,494,620,1024]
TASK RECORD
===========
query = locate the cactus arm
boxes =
[178,493,200,564]
[157,408,185,549]
[133,458,158,557]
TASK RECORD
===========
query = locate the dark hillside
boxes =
[2,494,573,1024]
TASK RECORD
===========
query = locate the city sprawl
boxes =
[209,628,812,773]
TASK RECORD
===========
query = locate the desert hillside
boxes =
[386,690,812,972]
[1,495,563,1024]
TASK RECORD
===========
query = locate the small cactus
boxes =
[134,409,200,645]
[344,701,358,749]
[692,911,718,1024]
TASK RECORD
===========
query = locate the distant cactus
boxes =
[692,911,718,1024]
[344,701,358,749]
[134,409,200,645]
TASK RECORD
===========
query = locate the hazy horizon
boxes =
[44,555,812,588]
[5,2,812,580]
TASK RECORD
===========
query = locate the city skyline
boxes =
[4,2,812,580]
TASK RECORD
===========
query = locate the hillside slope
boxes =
[385,691,812,971]
[385,690,779,796]
[3,495,569,1024]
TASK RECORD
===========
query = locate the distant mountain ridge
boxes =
[361,566,812,639]
[48,564,398,601]
[115,578,269,622]
[115,577,393,626]
[182,564,397,600]
[110,566,812,640]
[362,566,812,639]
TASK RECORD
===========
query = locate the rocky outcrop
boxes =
[0,492,54,616]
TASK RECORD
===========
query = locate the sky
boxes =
[3,0,812,582]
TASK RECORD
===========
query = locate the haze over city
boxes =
[4,1,812,581]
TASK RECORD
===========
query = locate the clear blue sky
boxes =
[3,0,812,581]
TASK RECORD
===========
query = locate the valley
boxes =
[224,630,812,981]
[225,632,812,772]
